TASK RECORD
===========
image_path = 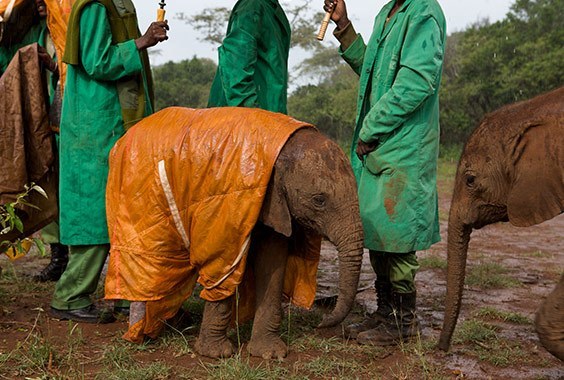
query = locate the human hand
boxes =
[323,0,350,30]
[135,21,169,50]
[355,139,378,162]
[38,45,58,74]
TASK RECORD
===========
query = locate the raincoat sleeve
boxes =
[337,25,366,77]
[216,7,261,107]
[78,3,142,81]
[359,14,444,144]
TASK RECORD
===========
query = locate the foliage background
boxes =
[153,0,563,148]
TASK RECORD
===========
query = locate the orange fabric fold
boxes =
[105,107,321,343]
[44,0,74,92]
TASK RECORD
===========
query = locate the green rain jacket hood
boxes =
[341,0,446,252]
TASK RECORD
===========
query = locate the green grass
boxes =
[280,305,322,346]
[201,354,292,380]
[419,254,448,270]
[95,343,172,380]
[453,319,499,344]
[393,335,449,380]
[474,306,531,324]
[453,320,533,367]
[474,339,529,367]
[298,355,364,379]
[523,250,553,258]
[465,262,522,289]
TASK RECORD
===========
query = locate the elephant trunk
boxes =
[438,211,473,351]
[318,205,364,328]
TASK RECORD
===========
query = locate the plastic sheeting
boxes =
[44,0,74,92]
[105,107,322,343]
[0,44,58,244]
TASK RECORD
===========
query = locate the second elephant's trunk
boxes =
[438,213,473,351]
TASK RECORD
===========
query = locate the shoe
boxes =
[50,305,115,324]
[346,279,394,339]
[356,317,420,346]
[357,291,420,346]
[33,243,69,282]
[345,315,387,339]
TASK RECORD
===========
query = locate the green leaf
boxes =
[33,238,46,256]
[14,217,24,233]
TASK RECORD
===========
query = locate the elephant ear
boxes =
[260,167,292,237]
[507,117,564,227]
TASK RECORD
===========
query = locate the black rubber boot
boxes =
[346,280,394,339]
[357,291,420,346]
[33,243,69,282]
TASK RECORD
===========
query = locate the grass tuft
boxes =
[474,306,531,324]
[96,343,172,380]
[465,262,521,289]
[453,319,498,344]
[419,254,447,270]
[201,354,290,380]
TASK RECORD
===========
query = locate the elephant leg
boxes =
[535,274,564,361]
[247,227,289,359]
[194,297,235,358]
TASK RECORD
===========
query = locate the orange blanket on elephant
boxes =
[105,107,321,343]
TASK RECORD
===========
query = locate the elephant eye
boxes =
[466,174,476,187]
[312,194,326,208]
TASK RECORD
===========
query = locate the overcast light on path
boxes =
[137,0,514,65]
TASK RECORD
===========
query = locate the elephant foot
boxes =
[248,334,288,359]
[194,335,235,358]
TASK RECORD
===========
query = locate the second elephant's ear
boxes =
[260,167,292,237]
[507,117,564,227]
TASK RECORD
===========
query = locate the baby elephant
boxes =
[104,107,364,359]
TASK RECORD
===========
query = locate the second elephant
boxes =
[438,87,564,360]
[104,107,364,359]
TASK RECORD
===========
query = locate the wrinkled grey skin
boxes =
[438,87,564,361]
[535,274,564,361]
[191,128,364,359]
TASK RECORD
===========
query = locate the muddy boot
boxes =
[357,291,420,346]
[33,243,69,282]
[346,280,393,339]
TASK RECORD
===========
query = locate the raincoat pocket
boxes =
[364,150,394,177]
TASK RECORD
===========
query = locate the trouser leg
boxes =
[51,244,109,310]
[369,250,419,293]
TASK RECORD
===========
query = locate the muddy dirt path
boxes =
[1,182,563,379]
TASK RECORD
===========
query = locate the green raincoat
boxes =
[207,0,291,114]
[59,0,152,245]
[340,0,446,252]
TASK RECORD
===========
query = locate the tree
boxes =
[288,65,358,146]
[152,57,217,110]
[439,0,563,145]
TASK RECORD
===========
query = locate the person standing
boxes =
[207,0,291,114]
[49,0,168,323]
[0,0,69,282]
[324,0,446,345]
